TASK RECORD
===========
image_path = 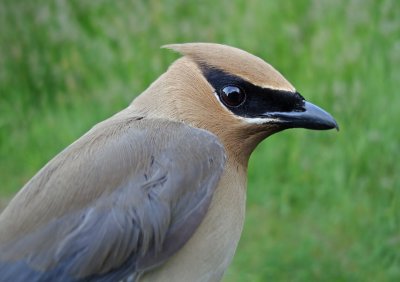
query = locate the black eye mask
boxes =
[200,65,306,118]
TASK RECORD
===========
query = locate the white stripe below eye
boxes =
[239,116,279,124]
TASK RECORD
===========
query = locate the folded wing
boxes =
[0,117,226,281]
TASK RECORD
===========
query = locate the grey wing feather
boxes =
[0,118,226,281]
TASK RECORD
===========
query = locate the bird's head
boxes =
[131,43,338,165]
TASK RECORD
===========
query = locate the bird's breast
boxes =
[140,160,247,282]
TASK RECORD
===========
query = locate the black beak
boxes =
[266,101,339,131]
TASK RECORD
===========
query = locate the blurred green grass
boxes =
[0,0,399,281]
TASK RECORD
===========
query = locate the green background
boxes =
[0,0,399,281]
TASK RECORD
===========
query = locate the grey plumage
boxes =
[0,118,225,281]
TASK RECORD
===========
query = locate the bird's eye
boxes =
[219,86,246,107]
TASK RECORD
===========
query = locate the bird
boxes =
[0,43,338,282]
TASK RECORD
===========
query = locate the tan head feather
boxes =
[163,43,295,92]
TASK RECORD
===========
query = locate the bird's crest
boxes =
[163,42,295,92]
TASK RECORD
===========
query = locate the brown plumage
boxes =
[0,43,338,281]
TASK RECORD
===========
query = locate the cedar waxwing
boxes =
[0,43,338,282]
